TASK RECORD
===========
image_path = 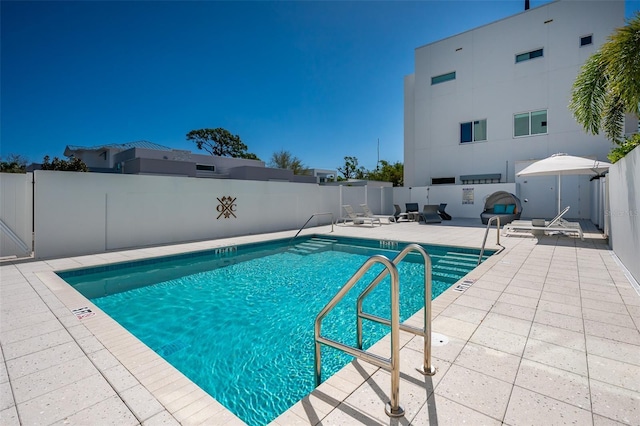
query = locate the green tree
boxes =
[0,154,28,173]
[268,150,309,175]
[186,128,260,160]
[569,12,640,161]
[337,156,365,180]
[41,156,88,172]
[366,160,404,187]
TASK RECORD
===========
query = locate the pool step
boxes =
[288,237,337,256]
[158,339,190,357]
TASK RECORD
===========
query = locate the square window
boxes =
[460,119,487,143]
[580,35,593,46]
[514,110,547,137]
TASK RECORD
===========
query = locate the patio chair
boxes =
[393,204,409,222]
[503,206,583,240]
[437,203,452,220]
[418,205,442,224]
[338,205,381,227]
[360,204,396,224]
[405,203,420,221]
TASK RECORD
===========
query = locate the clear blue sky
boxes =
[2,1,638,171]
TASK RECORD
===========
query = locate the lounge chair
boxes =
[437,203,452,220]
[481,191,522,225]
[503,206,583,240]
[393,204,409,222]
[418,205,442,224]
[405,203,420,221]
[338,205,381,227]
[360,204,396,224]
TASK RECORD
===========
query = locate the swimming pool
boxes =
[59,236,493,425]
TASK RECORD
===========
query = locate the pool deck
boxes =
[1,219,639,425]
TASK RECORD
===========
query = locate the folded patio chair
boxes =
[393,204,409,222]
[360,204,396,224]
[338,204,381,227]
[503,206,583,240]
[437,203,452,220]
[418,204,442,224]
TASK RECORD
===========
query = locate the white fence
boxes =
[1,166,627,271]
[31,171,343,259]
[607,146,640,283]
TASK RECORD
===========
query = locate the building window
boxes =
[460,119,487,143]
[431,71,456,85]
[580,35,593,47]
[515,48,543,63]
[514,110,547,137]
[196,164,215,171]
[432,177,455,185]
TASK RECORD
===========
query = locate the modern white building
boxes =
[404,0,628,219]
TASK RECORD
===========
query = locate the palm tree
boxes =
[570,12,640,145]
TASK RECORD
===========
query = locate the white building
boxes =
[404,0,628,219]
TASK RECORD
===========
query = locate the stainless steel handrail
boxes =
[478,215,501,265]
[314,255,405,417]
[291,212,334,241]
[356,243,436,376]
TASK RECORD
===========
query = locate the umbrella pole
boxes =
[557,175,561,215]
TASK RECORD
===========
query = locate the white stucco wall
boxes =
[33,171,339,259]
[0,172,33,257]
[607,147,640,284]
[404,0,624,219]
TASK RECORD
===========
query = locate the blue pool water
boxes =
[60,236,491,426]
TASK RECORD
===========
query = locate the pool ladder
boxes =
[314,244,436,418]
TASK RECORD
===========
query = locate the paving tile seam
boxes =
[0,345,21,425]
[571,244,599,419]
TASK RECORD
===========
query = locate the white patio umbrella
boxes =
[516,153,611,214]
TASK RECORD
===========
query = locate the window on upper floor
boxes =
[514,110,547,137]
[460,119,487,143]
[515,48,543,63]
[431,71,456,85]
[580,34,593,47]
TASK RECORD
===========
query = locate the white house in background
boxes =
[62,141,323,183]
[404,0,629,219]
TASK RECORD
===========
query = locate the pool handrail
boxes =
[291,212,334,241]
[478,215,501,265]
[314,255,405,418]
[355,243,436,377]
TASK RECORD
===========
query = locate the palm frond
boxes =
[602,11,640,115]
[569,52,608,135]
[602,94,625,144]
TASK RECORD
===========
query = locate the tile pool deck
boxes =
[1,219,638,425]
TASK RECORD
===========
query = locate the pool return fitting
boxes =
[314,243,436,418]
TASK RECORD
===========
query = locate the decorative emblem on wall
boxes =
[216,196,237,219]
